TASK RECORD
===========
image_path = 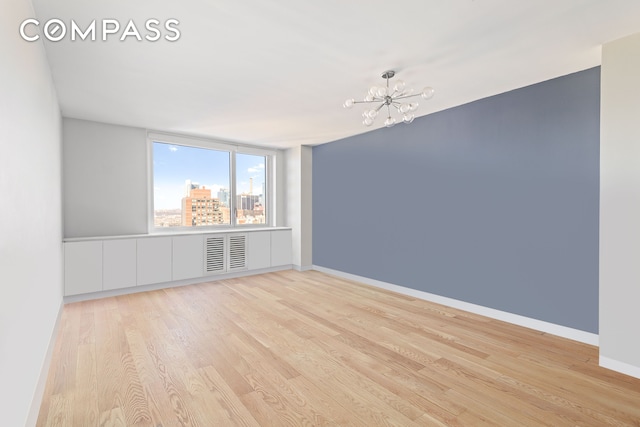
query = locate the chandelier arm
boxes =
[351,99,382,104]
[391,86,409,96]
[393,93,422,101]
[374,103,385,112]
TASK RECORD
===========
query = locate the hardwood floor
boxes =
[37,270,640,426]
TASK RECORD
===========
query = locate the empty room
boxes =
[3,1,640,426]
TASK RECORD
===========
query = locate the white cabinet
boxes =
[137,237,172,285]
[271,229,292,267]
[248,231,271,270]
[173,234,203,280]
[103,239,137,291]
[64,228,291,296]
[65,241,102,296]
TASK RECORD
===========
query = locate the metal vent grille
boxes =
[229,234,246,270]
[205,236,225,274]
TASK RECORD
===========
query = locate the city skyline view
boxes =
[153,142,266,210]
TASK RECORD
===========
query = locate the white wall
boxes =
[65,120,289,237]
[600,32,640,379]
[275,149,287,227]
[285,145,312,268]
[0,0,64,425]
[63,118,148,237]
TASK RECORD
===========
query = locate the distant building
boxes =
[217,188,229,207]
[185,179,199,196]
[236,194,265,224]
[154,209,182,227]
[182,183,223,226]
[220,206,231,224]
[237,194,261,210]
[260,182,266,205]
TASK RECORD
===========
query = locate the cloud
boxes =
[204,183,224,194]
[247,163,265,173]
[168,146,178,152]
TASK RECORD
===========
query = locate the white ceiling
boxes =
[31,0,640,149]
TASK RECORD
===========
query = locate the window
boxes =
[150,134,275,230]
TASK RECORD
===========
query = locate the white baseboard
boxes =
[293,264,313,272]
[26,300,64,427]
[599,356,640,380]
[312,265,599,346]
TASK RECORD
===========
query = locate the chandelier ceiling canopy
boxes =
[343,70,434,127]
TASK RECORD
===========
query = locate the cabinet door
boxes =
[204,235,226,275]
[228,234,248,271]
[271,229,292,267]
[103,239,137,291]
[173,234,204,280]
[65,241,102,296]
[137,237,172,286]
[248,231,271,270]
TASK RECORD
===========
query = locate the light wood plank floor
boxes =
[38,270,640,426]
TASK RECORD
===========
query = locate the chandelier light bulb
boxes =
[344,70,434,127]
[343,98,355,108]
[421,87,435,99]
[384,116,396,127]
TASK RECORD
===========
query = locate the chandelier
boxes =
[343,70,434,127]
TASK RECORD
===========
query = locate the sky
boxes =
[153,142,265,210]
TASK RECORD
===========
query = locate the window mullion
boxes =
[230,150,237,228]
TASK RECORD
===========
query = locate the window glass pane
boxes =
[153,142,230,227]
[235,153,266,225]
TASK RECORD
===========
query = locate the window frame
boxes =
[147,132,277,233]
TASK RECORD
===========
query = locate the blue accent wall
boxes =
[313,67,600,333]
